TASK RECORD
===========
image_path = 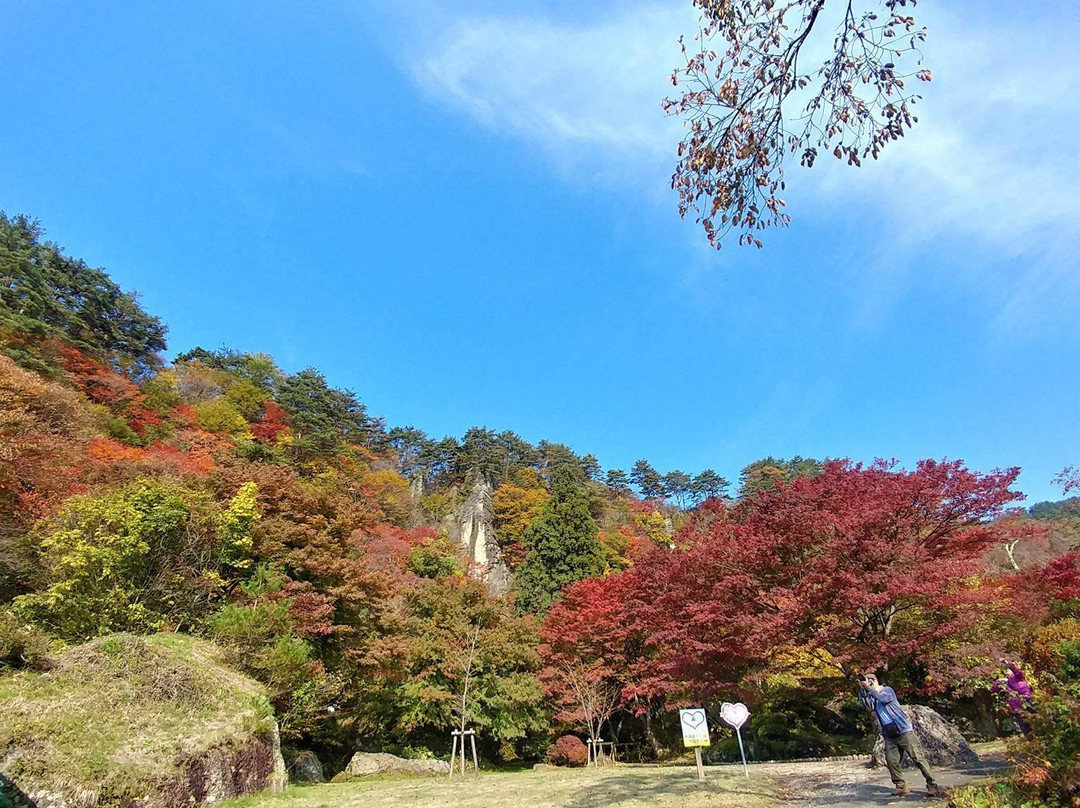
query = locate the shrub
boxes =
[974,626,1080,806]
[0,610,51,671]
[947,782,1039,808]
[407,537,462,580]
[14,479,258,641]
[546,734,588,767]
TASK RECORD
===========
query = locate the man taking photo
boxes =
[858,673,943,797]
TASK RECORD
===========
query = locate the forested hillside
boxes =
[3,213,1080,794]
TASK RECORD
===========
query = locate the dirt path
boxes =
[747,750,1010,807]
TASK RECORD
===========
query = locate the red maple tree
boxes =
[550,459,1026,702]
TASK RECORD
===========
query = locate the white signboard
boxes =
[679,708,711,748]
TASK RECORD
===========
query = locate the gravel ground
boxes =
[740,746,1010,807]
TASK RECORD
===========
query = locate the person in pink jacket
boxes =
[992,658,1034,736]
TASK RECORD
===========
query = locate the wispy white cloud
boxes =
[392,0,1080,327]
[811,8,1080,250]
[406,3,690,179]
[805,6,1080,333]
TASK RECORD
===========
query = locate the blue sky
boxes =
[2,0,1078,503]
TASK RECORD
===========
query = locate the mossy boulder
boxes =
[331,753,451,781]
[0,633,286,807]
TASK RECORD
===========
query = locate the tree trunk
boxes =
[643,704,662,759]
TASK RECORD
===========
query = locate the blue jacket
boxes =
[859,686,913,736]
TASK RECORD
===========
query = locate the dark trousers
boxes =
[884,732,936,788]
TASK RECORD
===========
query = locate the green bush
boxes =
[235,439,283,463]
[972,627,1080,806]
[0,610,51,670]
[408,537,462,579]
[948,782,1052,808]
[106,415,144,446]
[207,565,330,741]
[14,479,258,642]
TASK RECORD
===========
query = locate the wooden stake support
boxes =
[449,729,479,779]
[587,739,617,768]
[694,747,705,781]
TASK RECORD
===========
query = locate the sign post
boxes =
[678,708,710,781]
[719,702,751,778]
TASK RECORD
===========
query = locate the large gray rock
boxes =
[453,471,511,595]
[871,705,979,769]
[332,753,451,781]
[289,750,324,783]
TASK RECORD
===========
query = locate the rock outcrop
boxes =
[871,705,979,769]
[331,752,451,781]
[453,471,511,595]
[289,750,325,783]
[0,634,287,807]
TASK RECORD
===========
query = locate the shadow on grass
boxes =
[564,771,775,808]
[0,774,37,808]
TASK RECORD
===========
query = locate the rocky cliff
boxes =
[453,472,511,595]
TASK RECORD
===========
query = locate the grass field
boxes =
[221,766,779,808]
[222,745,1013,808]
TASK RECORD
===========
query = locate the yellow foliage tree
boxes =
[492,483,550,569]
[633,509,671,546]
[363,469,412,526]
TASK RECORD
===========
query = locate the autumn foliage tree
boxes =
[14,479,260,641]
[540,575,640,741]
[492,482,550,569]
[0,354,95,600]
[546,458,1027,719]
[666,0,933,249]
[632,460,1023,692]
[368,576,545,756]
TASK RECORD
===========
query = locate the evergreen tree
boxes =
[276,367,381,455]
[420,436,461,487]
[458,426,504,484]
[630,459,664,501]
[737,455,823,499]
[387,425,434,481]
[662,470,693,508]
[174,346,284,393]
[0,213,167,375]
[515,468,604,615]
[581,454,602,481]
[537,441,587,483]
[691,469,730,502]
[605,469,632,497]
[496,430,539,482]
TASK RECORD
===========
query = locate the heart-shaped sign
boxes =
[720,702,750,730]
[682,711,705,729]
[678,708,711,747]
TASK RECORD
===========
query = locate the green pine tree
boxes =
[514,467,604,615]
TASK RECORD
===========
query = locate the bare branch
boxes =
[665,0,931,249]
